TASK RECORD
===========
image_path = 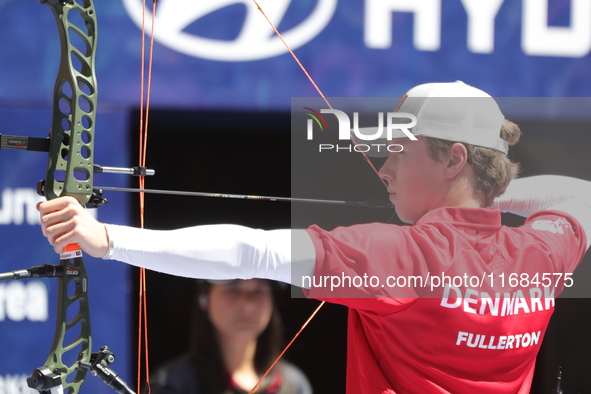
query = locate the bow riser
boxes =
[42,0,97,206]
[34,1,97,393]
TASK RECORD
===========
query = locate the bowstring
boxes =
[135,3,389,393]
[248,301,325,394]
[248,2,387,392]
[251,0,387,188]
[138,0,157,392]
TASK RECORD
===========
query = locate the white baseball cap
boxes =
[363,81,508,157]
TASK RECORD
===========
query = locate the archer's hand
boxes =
[37,196,109,258]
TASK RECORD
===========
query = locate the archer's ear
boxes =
[444,143,469,179]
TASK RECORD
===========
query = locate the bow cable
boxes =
[137,0,157,393]
[132,3,392,393]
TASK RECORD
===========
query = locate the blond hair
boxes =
[425,119,522,207]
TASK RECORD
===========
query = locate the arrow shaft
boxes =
[96,186,392,209]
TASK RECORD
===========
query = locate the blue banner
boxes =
[1,0,591,112]
[0,107,132,394]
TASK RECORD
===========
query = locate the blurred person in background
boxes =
[149,278,312,394]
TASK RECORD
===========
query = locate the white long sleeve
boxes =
[103,224,316,287]
[101,176,590,286]
[493,175,591,216]
[493,175,591,249]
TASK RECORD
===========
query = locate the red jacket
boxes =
[306,207,586,393]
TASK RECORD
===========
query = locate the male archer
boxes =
[38,81,591,393]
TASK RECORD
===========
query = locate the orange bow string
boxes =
[134,2,390,393]
[137,0,157,393]
[247,2,388,392]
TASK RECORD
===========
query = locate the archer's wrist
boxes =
[102,224,115,259]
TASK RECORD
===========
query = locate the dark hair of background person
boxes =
[190,280,284,394]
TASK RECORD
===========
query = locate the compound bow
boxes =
[0,2,387,393]
[0,1,136,393]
